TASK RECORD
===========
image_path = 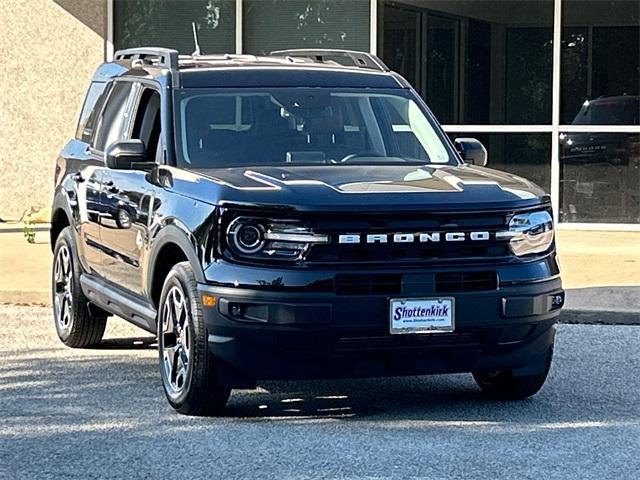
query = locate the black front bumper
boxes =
[199,257,563,385]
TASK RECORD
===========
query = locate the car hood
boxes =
[168,164,549,212]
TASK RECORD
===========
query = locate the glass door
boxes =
[382,3,421,92]
[425,14,460,124]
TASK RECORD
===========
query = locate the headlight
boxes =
[228,220,265,254]
[498,210,554,256]
[226,217,329,261]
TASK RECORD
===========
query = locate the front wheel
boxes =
[473,347,554,400]
[157,262,230,416]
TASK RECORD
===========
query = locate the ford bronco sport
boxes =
[51,48,563,415]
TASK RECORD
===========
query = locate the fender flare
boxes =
[146,223,206,295]
[50,192,76,249]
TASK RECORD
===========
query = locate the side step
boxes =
[80,274,157,333]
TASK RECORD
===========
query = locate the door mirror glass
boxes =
[454,138,488,166]
[105,139,148,170]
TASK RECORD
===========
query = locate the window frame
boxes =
[75,81,109,143]
[127,82,165,164]
[90,79,140,154]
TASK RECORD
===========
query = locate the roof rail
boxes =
[180,53,261,64]
[114,47,180,71]
[269,49,389,72]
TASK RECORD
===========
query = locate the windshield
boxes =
[173,88,456,168]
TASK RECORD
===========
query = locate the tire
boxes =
[473,347,553,400]
[157,261,231,416]
[52,226,107,348]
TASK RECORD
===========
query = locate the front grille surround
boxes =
[219,206,553,267]
[304,210,512,266]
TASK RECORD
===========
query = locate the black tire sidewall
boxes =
[474,345,554,399]
[157,262,226,414]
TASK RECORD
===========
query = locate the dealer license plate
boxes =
[389,297,455,334]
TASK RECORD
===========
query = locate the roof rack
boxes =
[114,47,180,71]
[269,49,389,72]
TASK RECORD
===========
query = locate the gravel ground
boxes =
[1,305,639,480]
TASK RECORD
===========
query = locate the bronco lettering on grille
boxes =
[338,232,491,244]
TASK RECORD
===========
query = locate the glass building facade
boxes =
[111,0,639,228]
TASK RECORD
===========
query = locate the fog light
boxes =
[551,293,565,309]
[230,304,243,317]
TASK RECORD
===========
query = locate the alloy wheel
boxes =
[53,245,74,333]
[161,285,192,396]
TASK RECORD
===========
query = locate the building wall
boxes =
[0,0,106,220]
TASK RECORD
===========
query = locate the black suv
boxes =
[51,48,563,415]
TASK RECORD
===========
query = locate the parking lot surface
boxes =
[1,305,638,480]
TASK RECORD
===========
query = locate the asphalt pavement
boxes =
[1,305,639,480]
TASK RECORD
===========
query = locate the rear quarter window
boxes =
[75,81,108,143]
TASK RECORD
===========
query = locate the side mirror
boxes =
[454,138,488,167]
[105,139,147,170]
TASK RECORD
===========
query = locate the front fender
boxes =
[146,222,208,297]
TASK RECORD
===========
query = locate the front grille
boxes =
[334,332,484,353]
[332,271,498,295]
[435,271,498,293]
[303,211,512,266]
[334,274,402,295]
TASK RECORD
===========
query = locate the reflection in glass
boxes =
[447,133,551,192]
[560,132,640,223]
[426,14,458,124]
[243,0,370,54]
[114,0,236,54]
[561,1,639,124]
[381,1,553,124]
[382,5,420,89]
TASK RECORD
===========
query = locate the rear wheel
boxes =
[473,347,554,400]
[157,262,230,416]
[52,227,107,348]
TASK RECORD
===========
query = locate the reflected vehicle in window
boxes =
[560,130,639,223]
[571,96,640,126]
[561,95,640,164]
[50,48,563,416]
[560,96,640,223]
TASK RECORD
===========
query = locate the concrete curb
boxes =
[559,309,640,326]
[561,286,640,325]
[0,223,51,234]
[0,291,51,307]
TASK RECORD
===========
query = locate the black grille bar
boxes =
[334,332,484,353]
[434,271,498,293]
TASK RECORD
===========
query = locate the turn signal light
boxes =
[201,294,216,307]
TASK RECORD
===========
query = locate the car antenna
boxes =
[191,22,202,57]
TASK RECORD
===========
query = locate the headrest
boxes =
[306,117,339,135]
